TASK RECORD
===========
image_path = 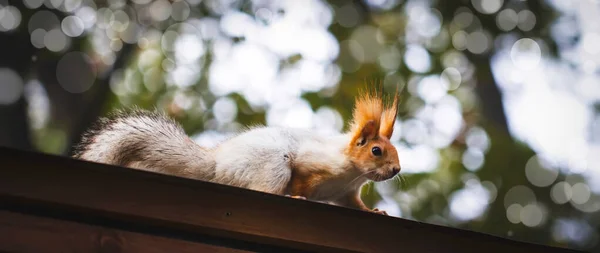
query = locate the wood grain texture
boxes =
[0,210,254,253]
[0,147,583,253]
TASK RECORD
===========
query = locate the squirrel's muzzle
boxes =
[392,167,400,176]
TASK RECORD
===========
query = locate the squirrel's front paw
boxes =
[285,194,307,200]
[370,208,388,215]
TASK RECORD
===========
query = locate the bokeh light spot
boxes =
[506,203,522,224]
[520,203,545,227]
[517,10,536,31]
[30,28,46,48]
[452,30,468,51]
[28,10,60,34]
[76,6,97,30]
[350,25,382,63]
[472,0,503,14]
[149,0,172,21]
[61,16,84,37]
[571,182,591,205]
[453,10,474,29]
[396,143,440,173]
[63,0,82,12]
[56,52,96,93]
[510,38,541,70]
[45,0,63,9]
[582,32,600,55]
[161,30,179,55]
[551,181,572,204]
[132,0,151,4]
[111,10,130,32]
[463,148,485,171]
[175,34,205,64]
[0,68,24,105]
[171,0,190,21]
[466,31,490,54]
[449,180,491,222]
[417,75,447,103]
[551,219,596,246]
[161,58,175,72]
[268,99,314,129]
[143,67,163,92]
[378,46,402,71]
[408,7,442,38]
[255,8,273,24]
[481,181,498,203]
[0,6,21,31]
[313,106,344,134]
[404,44,431,73]
[504,185,536,209]
[220,10,254,38]
[24,0,44,9]
[96,8,115,29]
[23,79,49,129]
[496,9,518,31]
[465,126,490,153]
[336,4,359,28]
[525,155,559,187]
[110,39,123,51]
[213,96,238,124]
[440,67,462,90]
[44,28,69,52]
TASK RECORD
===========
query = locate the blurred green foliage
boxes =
[1,0,597,251]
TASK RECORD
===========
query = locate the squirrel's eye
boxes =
[371,146,382,156]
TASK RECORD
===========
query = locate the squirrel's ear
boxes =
[357,120,377,146]
[380,92,399,139]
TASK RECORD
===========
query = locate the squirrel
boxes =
[72,89,401,215]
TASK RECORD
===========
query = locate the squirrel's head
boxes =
[346,89,401,182]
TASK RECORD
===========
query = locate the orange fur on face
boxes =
[345,88,401,182]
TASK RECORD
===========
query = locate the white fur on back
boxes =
[75,110,360,201]
[213,127,352,195]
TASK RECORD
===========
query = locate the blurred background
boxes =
[0,0,598,251]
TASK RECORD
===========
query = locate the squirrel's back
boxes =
[73,109,215,180]
[208,126,350,194]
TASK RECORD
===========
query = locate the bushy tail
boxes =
[72,108,216,181]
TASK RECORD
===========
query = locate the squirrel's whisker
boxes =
[343,170,375,193]
[400,174,410,189]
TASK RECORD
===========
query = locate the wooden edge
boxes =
[0,147,584,253]
[0,194,331,253]
[0,210,255,253]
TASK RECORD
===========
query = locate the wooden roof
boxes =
[0,147,582,253]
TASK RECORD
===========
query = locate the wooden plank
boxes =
[0,147,583,253]
[0,210,254,253]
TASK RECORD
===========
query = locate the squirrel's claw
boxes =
[285,194,307,200]
[371,208,388,215]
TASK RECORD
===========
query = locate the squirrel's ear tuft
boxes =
[349,88,383,145]
[380,92,399,139]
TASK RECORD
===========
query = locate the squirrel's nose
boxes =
[392,167,400,175]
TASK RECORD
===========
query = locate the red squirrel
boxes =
[73,89,401,215]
